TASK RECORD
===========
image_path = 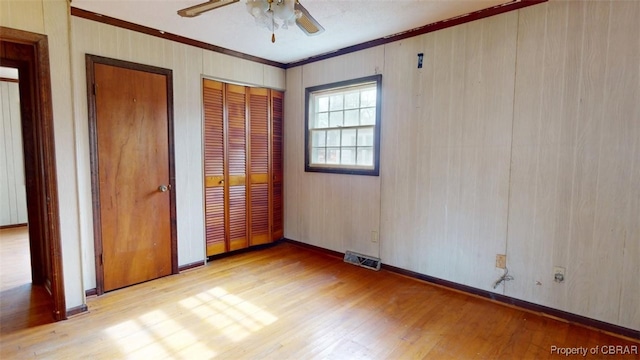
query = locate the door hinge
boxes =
[99,253,103,265]
[93,83,98,96]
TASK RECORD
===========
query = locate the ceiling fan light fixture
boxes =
[177,0,323,43]
[177,0,239,17]
[294,0,324,35]
[246,0,300,33]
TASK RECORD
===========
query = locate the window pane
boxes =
[317,96,329,112]
[357,147,374,166]
[344,109,359,126]
[329,111,343,127]
[360,108,376,125]
[342,129,356,146]
[326,129,341,146]
[312,130,326,147]
[315,113,328,128]
[329,94,343,111]
[341,147,356,165]
[305,75,380,175]
[326,148,340,164]
[361,89,376,107]
[311,148,326,164]
[357,127,374,146]
[344,91,359,109]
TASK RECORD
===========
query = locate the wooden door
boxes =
[203,80,249,255]
[203,79,226,256]
[226,84,248,251]
[248,87,270,246]
[202,79,282,255]
[271,90,284,240]
[90,58,176,293]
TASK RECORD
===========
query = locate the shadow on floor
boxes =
[0,283,54,335]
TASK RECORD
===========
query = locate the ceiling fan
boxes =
[177,0,324,42]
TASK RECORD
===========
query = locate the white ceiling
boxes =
[71,0,514,65]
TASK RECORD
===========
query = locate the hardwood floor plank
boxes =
[1,240,637,359]
[0,226,55,334]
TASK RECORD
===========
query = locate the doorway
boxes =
[86,55,178,295]
[0,71,46,333]
[0,27,66,322]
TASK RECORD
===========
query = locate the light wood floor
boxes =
[0,226,54,335]
[0,238,637,359]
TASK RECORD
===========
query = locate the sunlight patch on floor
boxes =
[104,319,168,356]
[138,310,217,358]
[104,309,216,358]
[179,287,278,342]
[103,286,276,358]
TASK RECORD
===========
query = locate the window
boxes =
[305,75,382,176]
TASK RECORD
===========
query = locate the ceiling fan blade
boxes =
[177,0,239,18]
[295,1,325,36]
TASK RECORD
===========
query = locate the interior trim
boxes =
[69,1,547,70]
[383,264,640,341]
[0,223,27,230]
[1,26,66,321]
[86,54,179,295]
[286,0,547,68]
[283,239,640,341]
[0,77,19,83]
[69,7,285,69]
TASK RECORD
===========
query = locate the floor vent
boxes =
[344,251,381,271]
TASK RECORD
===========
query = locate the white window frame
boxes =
[304,74,382,176]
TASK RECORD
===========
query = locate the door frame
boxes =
[0,26,66,320]
[86,55,178,295]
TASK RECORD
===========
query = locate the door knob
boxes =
[158,184,169,192]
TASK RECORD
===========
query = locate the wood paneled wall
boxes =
[285,48,384,258]
[70,17,285,292]
[284,0,640,331]
[381,13,517,290]
[0,81,28,226]
[0,0,46,34]
[508,0,640,330]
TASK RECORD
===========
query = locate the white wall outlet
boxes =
[554,266,566,283]
[496,254,506,269]
[371,230,378,243]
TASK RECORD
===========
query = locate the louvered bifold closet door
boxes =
[271,90,284,241]
[203,79,226,256]
[226,84,249,251]
[248,88,270,245]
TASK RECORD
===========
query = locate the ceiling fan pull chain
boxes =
[272,8,276,43]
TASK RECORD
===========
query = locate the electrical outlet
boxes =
[496,254,506,269]
[371,231,378,243]
[554,266,566,283]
